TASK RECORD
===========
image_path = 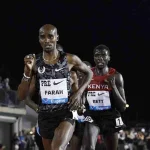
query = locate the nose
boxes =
[97,55,103,61]
[45,38,50,43]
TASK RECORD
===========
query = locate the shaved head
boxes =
[39,24,58,35]
[39,24,59,52]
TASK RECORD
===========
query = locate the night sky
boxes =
[1,0,150,122]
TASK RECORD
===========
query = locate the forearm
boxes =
[111,85,126,111]
[25,96,38,112]
[78,71,93,94]
[17,79,31,101]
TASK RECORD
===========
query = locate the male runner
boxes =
[25,70,79,150]
[81,45,127,150]
[68,61,92,150]
[17,24,93,150]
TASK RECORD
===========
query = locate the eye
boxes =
[94,54,99,57]
[40,35,45,39]
[48,35,54,39]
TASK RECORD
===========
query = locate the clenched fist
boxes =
[24,54,36,76]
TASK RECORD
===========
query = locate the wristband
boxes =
[23,73,31,79]
[22,76,30,82]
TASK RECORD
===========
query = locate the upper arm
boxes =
[67,54,92,75]
[28,75,36,98]
[115,73,126,102]
[71,71,78,92]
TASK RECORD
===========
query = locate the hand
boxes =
[77,105,86,116]
[68,91,82,111]
[24,54,36,76]
[104,74,116,87]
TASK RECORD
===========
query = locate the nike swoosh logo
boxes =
[98,93,104,96]
[55,67,65,72]
[53,80,64,85]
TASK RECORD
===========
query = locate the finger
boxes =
[70,101,79,111]
[32,54,35,58]
[68,101,75,109]
[68,99,74,109]
[24,60,32,64]
[69,100,76,110]
[26,55,30,59]
[68,96,74,108]
[25,54,35,59]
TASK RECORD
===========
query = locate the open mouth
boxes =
[45,45,52,49]
[98,62,104,66]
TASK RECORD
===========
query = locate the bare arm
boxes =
[25,96,38,112]
[17,73,36,100]
[71,71,79,93]
[67,54,93,94]
[17,54,36,100]
[24,76,38,111]
[112,73,127,112]
[18,74,38,111]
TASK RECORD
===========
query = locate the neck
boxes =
[95,66,109,75]
[43,49,58,62]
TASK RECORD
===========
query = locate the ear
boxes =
[108,55,110,61]
[57,35,59,41]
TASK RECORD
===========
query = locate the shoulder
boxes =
[109,68,123,81]
[66,53,81,65]
[114,71,124,86]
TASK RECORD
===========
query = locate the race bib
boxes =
[87,91,111,110]
[115,117,124,128]
[39,78,68,104]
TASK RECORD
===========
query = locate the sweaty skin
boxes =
[81,45,126,150]
[25,71,79,150]
[17,24,93,150]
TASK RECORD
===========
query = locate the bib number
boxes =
[115,117,123,127]
[87,91,111,110]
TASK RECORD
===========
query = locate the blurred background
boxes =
[0,0,150,149]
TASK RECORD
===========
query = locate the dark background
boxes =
[1,0,150,123]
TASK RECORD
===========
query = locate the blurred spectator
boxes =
[0,76,3,89]
[135,131,147,150]
[3,78,11,90]
[126,128,136,150]
[12,133,20,150]
[96,135,106,150]
[118,130,126,150]
[146,133,150,150]
[0,144,5,150]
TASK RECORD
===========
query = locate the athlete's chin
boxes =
[44,48,54,53]
[97,65,104,69]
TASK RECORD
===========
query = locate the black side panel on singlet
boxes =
[35,51,71,112]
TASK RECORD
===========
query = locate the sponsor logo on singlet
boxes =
[88,84,109,90]
[39,78,68,104]
[87,90,111,110]
[38,66,46,74]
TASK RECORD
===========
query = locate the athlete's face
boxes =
[94,49,110,69]
[39,25,58,52]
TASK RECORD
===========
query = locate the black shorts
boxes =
[83,110,126,136]
[73,121,85,138]
[38,109,74,139]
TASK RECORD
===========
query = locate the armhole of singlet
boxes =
[63,52,72,95]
